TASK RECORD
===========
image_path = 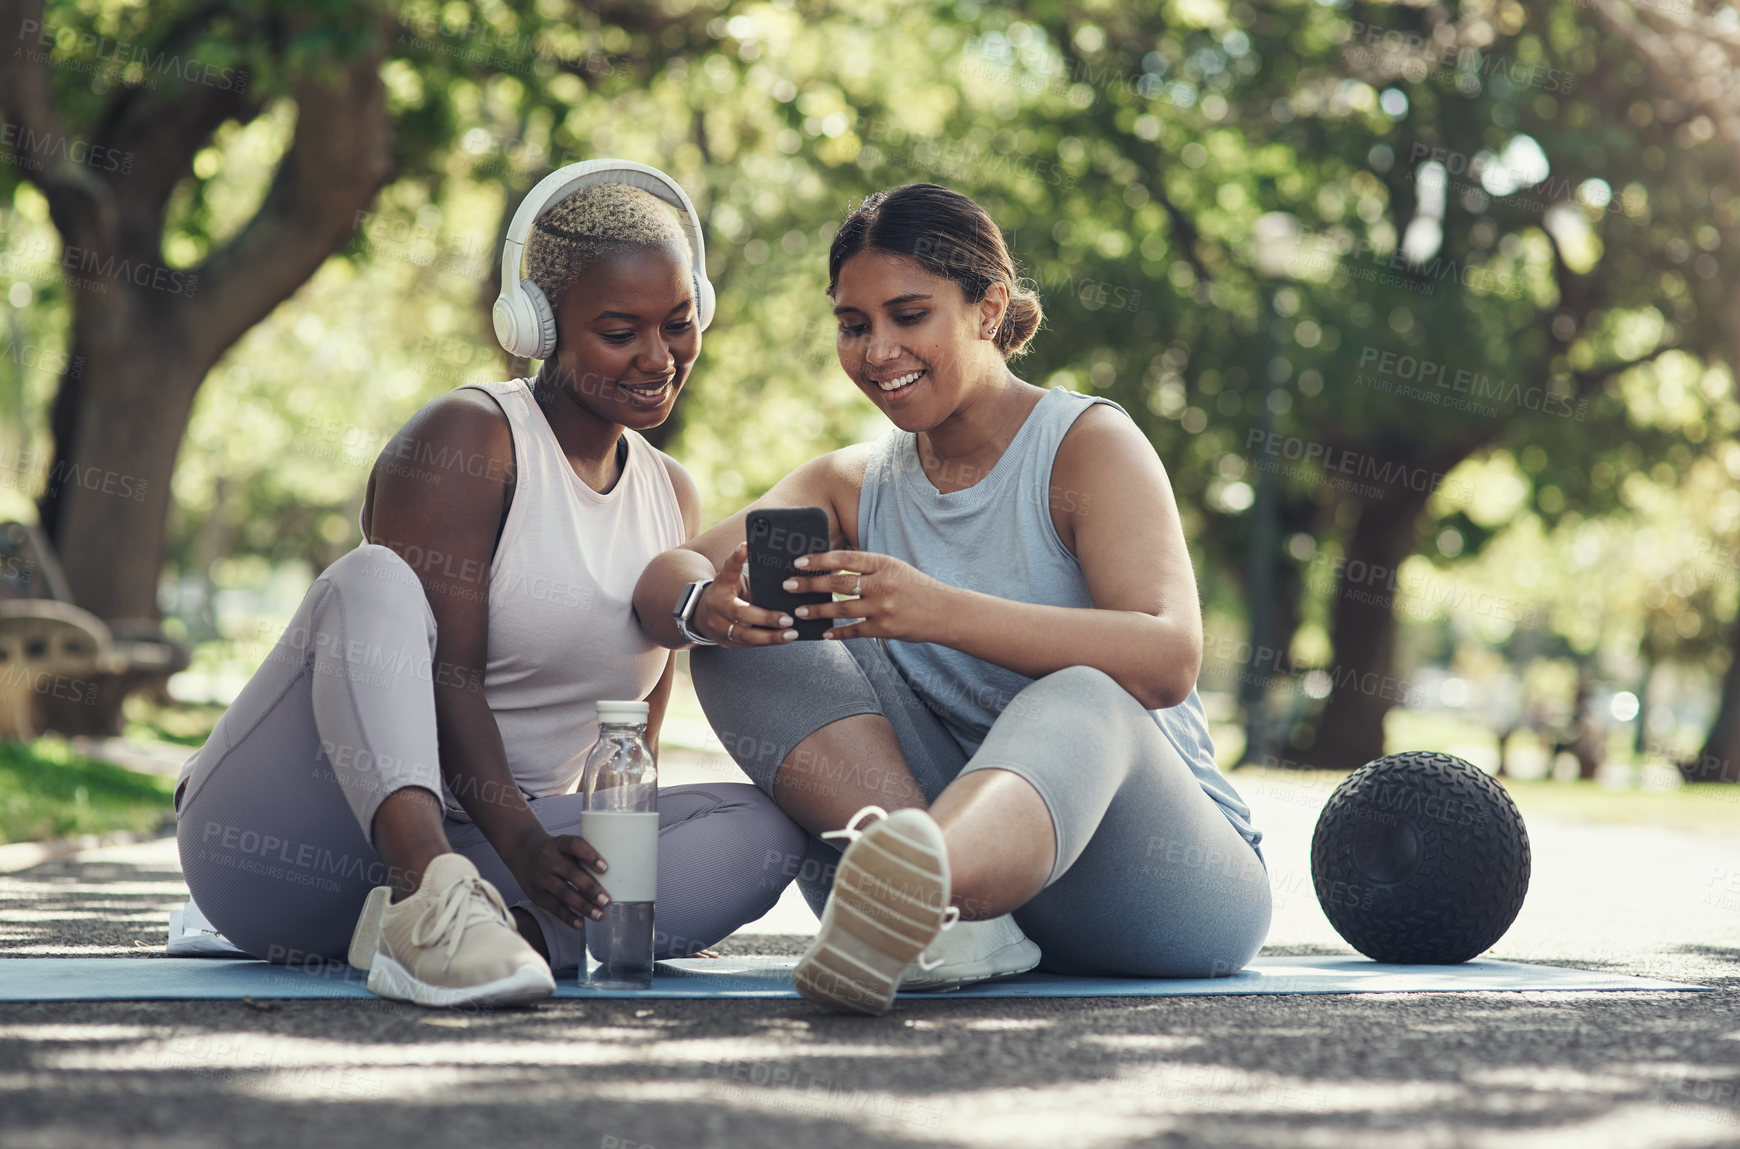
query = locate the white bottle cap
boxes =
[595,700,650,724]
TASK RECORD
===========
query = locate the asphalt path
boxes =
[1,753,1737,1149]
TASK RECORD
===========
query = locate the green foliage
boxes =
[3,0,1734,754]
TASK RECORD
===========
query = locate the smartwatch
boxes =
[672,578,717,646]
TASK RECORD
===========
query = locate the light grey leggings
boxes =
[691,638,1272,977]
[174,544,809,969]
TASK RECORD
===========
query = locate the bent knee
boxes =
[318,545,434,621]
[320,544,419,593]
[687,644,729,695]
[1019,664,1145,715]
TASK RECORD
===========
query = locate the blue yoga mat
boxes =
[0,955,1707,1001]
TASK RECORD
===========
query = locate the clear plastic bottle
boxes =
[579,700,658,989]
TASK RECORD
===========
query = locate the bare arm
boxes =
[789,407,1203,710]
[364,393,608,928]
[639,450,705,754]
[631,445,871,648]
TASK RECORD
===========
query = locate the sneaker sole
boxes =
[794,812,951,1016]
[900,937,1042,993]
[366,954,555,1009]
[347,886,391,971]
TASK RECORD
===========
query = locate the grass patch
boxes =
[1495,778,1740,837]
[0,738,175,845]
[1226,764,1740,837]
[123,697,226,749]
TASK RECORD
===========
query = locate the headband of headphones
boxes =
[491,159,715,360]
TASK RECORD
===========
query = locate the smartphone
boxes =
[746,507,833,640]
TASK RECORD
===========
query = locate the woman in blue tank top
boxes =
[636,184,1271,1014]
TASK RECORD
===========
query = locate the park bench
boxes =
[0,520,189,739]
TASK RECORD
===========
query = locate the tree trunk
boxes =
[1689,293,1740,782]
[1691,640,1740,784]
[1298,485,1434,771]
[15,23,395,734]
[41,329,202,622]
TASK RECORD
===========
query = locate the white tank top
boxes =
[449,376,685,813]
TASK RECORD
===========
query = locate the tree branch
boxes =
[181,28,393,368]
[0,0,117,249]
[1571,343,1681,393]
[1590,0,1740,179]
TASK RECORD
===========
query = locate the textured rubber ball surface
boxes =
[1310,750,1531,964]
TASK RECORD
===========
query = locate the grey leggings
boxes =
[174,544,809,969]
[691,638,1272,977]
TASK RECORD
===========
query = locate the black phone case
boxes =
[746,507,833,640]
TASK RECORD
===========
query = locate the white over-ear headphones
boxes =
[491,159,716,360]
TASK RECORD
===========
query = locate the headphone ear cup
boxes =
[521,278,558,360]
[695,274,716,332]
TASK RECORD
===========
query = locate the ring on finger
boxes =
[852,575,863,597]
[726,620,737,641]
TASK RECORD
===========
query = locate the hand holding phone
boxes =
[746,507,833,640]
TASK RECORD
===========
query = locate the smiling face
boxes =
[546,242,699,431]
[832,250,1005,432]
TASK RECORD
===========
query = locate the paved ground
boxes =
[1,754,1738,1149]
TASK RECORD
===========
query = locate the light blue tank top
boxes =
[857,386,1262,854]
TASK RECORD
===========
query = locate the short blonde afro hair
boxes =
[525,182,690,310]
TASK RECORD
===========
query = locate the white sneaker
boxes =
[900,914,1041,992]
[794,806,958,1016]
[356,854,554,1008]
[166,899,247,958]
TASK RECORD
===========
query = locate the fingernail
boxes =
[783,629,799,641]
[596,861,607,872]
[597,894,610,906]
[590,909,604,921]
[779,615,793,626]
[783,579,798,591]
[795,557,809,568]
[795,607,808,618]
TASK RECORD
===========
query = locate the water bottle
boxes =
[579,700,658,989]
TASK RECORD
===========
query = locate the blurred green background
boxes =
[2,0,1736,841]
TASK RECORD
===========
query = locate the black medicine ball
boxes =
[1310,750,1530,964]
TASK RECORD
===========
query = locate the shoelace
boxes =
[820,804,889,846]
[822,805,961,970]
[410,875,511,971]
